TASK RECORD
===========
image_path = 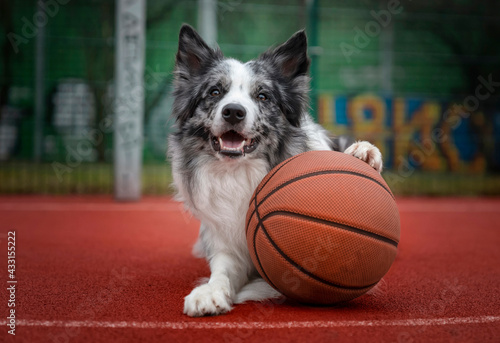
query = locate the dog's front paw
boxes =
[344,141,383,173]
[183,282,233,317]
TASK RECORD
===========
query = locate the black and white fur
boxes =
[168,25,383,317]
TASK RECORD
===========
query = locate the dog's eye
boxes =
[210,88,220,97]
[257,93,267,101]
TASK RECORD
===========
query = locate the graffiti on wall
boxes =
[318,94,500,173]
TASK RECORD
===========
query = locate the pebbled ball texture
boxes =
[246,150,400,304]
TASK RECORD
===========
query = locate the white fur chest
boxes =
[179,157,269,257]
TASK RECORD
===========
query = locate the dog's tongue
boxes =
[221,131,245,149]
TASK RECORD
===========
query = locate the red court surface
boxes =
[1,196,499,342]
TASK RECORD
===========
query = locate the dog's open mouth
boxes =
[211,130,258,157]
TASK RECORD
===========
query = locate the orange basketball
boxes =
[246,150,400,304]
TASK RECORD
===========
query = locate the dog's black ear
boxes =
[173,25,223,124]
[175,24,222,75]
[259,30,310,127]
[268,30,310,79]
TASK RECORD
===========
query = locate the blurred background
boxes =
[0,0,499,196]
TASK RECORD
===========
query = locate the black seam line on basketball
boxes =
[262,211,399,248]
[246,154,302,235]
[257,170,394,214]
[255,153,302,198]
[258,219,379,291]
[253,197,281,292]
[253,223,280,292]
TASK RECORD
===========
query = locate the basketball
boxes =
[246,150,400,304]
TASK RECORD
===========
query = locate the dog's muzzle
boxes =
[211,130,258,158]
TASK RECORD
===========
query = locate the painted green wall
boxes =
[2,0,475,108]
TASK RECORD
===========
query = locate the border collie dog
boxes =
[169,25,383,317]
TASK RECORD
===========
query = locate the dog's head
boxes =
[172,24,310,161]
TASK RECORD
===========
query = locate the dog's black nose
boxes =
[222,103,246,125]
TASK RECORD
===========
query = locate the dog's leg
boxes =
[183,252,247,317]
[235,277,282,304]
[344,141,383,173]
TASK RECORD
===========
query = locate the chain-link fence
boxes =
[1,0,499,195]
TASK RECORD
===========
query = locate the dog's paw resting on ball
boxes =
[344,141,383,173]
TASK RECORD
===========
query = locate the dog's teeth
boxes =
[218,136,247,153]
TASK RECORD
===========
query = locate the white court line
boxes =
[0,316,498,330]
